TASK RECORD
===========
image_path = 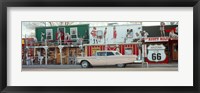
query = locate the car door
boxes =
[106,52,117,65]
[107,51,129,65]
[91,52,108,66]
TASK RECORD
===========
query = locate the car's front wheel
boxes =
[81,61,90,68]
[117,64,126,68]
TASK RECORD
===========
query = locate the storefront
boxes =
[142,37,178,64]
[84,43,140,56]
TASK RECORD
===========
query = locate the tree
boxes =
[23,21,74,29]
[22,21,74,38]
[28,32,35,38]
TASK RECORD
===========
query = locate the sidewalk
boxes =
[22,63,178,69]
[22,65,81,69]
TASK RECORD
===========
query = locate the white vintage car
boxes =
[77,51,137,68]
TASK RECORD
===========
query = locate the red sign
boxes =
[144,37,169,42]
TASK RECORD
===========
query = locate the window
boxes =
[107,52,114,56]
[58,27,65,32]
[70,27,78,39]
[115,52,121,55]
[46,29,53,40]
[173,43,178,52]
[97,52,106,56]
[125,48,133,55]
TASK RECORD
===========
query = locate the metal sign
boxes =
[147,44,166,62]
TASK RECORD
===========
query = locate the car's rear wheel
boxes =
[81,61,90,68]
[117,64,126,68]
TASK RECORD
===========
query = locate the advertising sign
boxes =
[147,44,166,62]
[91,47,101,56]
[144,37,169,42]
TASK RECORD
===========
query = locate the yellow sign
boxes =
[92,47,101,56]
[22,40,25,44]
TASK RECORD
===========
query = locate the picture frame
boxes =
[0,0,199,93]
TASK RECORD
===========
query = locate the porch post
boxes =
[58,45,64,65]
[43,46,48,65]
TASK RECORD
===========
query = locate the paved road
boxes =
[22,63,178,71]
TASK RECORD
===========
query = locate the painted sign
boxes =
[91,47,101,56]
[89,24,142,44]
[147,44,166,62]
[22,39,25,44]
[144,37,169,42]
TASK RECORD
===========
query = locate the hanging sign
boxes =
[144,37,169,42]
[147,44,166,62]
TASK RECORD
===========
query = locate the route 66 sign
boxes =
[147,44,166,62]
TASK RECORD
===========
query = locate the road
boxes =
[22,63,178,71]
